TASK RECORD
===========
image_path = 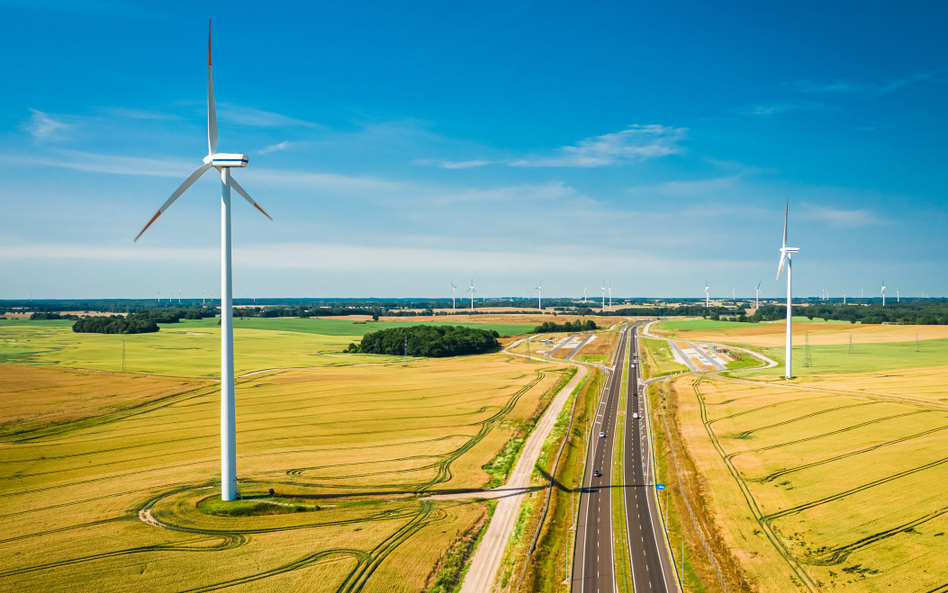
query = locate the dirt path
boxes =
[431,340,590,592]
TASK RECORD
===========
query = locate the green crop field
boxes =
[0,317,535,378]
[0,318,570,592]
[658,320,948,592]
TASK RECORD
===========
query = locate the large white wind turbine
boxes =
[536,282,542,311]
[451,282,457,311]
[583,287,587,303]
[704,281,709,308]
[897,288,900,303]
[135,21,272,502]
[881,280,886,306]
[467,279,476,313]
[776,200,800,380]
[608,283,612,310]
[600,281,606,313]
[755,280,761,309]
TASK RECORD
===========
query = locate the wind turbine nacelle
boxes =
[206,153,249,168]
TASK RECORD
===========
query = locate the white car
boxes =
[599,431,606,438]
[632,412,640,420]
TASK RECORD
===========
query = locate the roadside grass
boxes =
[648,378,716,593]
[641,336,689,377]
[514,367,602,592]
[612,334,633,592]
[0,352,557,592]
[723,350,760,371]
[425,500,494,593]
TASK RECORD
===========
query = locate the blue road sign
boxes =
[656,483,665,490]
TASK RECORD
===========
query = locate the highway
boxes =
[572,323,678,592]
[571,324,629,592]
[622,328,679,592]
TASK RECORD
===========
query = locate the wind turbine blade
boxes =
[230,177,272,220]
[776,252,787,279]
[207,20,218,156]
[782,199,789,249]
[135,164,212,241]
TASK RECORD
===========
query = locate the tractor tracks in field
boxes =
[692,377,948,590]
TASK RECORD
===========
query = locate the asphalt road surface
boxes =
[623,328,678,592]
[571,324,630,592]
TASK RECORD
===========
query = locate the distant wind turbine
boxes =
[536,282,542,311]
[600,281,606,313]
[755,280,761,309]
[451,282,457,311]
[881,280,886,307]
[843,288,846,305]
[608,283,612,310]
[704,281,710,308]
[467,279,476,313]
[134,21,272,502]
[583,287,587,303]
[776,200,800,380]
[897,288,900,303]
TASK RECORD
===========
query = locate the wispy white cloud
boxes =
[24,109,71,141]
[801,203,884,228]
[414,158,495,169]
[629,176,741,197]
[510,125,686,167]
[3,150,194,177]
[217,104,323,128]
[417,125,687,169]
[789,72,936,97]
[738,100,829,117]
[259,141,291,154]
[0,238,730,276]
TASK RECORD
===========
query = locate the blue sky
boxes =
[1,1,946,299]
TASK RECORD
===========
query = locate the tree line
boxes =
[344,325,500,357]
[71,307,218,335]
[532,320,598,333]
[736,302,948,325]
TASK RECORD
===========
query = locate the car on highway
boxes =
[593,470,602,477]
[599,431,606,438]
[632,412,639,419]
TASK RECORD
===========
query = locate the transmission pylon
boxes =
[802,330,812,368]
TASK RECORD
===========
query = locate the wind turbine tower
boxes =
[451,282,457,311]
[882,280,886,307]
[608,283,612,310]
[583,287,587,303]
[467,279,476,313]
[704,281,710,308]
[536,282,543,311]
[755,280,761,309]
[776,200,800,380]
[600,281,606,313]
[134,22,272,501]
[897,288,900,303]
